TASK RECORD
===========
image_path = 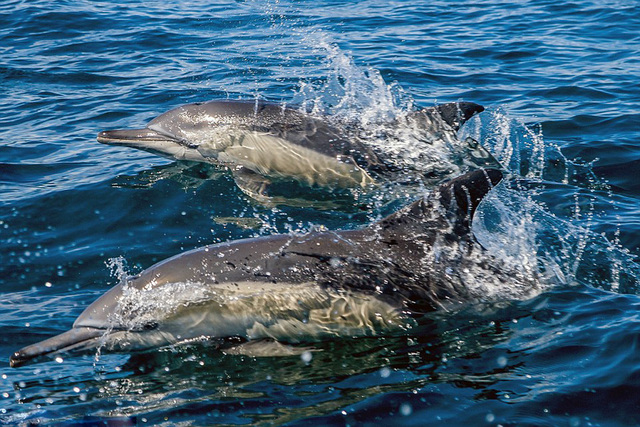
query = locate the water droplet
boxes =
[400,403,412,416]
[486,413,495,422]
[301,351,312,363]
[497,356,507,367]
[55,357,64,363]
[380,367,391,378]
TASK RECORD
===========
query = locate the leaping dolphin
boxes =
[97,100,489,201]
[10,169,541,368]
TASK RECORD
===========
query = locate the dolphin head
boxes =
[96,104,210,162]
[96,100,286,161]
[9,281,163,367]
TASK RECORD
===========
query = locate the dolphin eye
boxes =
[178,138,198,149]
[136,321,158,331]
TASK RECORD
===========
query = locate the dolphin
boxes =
[97,100,489,200]
[10,169,539,368]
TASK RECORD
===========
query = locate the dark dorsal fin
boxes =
[423,102,485,131]
[437,168,503,221]
[376,169,503,239]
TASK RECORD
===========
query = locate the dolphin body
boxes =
[97,100,489,200]
[10,169,541,367]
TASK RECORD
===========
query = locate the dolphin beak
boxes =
[10,327,106,368]
[97,128,177,146]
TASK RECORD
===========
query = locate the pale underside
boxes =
[84,281,412,354]
[148,125,376,189]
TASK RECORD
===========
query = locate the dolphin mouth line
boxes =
[10,326,107,368]
[97,128,185,146]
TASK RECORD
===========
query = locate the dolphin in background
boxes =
[10,169,542,368]
[97,100,491,201]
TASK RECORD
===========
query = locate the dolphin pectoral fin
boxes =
[222,339,319,357]
[231,166,272,200]
[231,167,343,209]
[10,327,105,368]
[231,166,340,208]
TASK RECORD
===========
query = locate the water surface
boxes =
[1,0,640,425]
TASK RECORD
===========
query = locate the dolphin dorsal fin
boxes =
[376,169,503,239]
[423,102,485,131]
[437,168,503,223]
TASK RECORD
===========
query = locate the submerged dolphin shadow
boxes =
[97,100,497,204]
[10,169,542,368]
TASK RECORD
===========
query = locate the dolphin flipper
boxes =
[231,166,272,200]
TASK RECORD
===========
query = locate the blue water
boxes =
[2,0,640,425]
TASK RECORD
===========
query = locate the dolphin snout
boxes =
[97,128,176,145]
[10,327,105,367]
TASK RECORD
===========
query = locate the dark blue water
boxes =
[2,0,640,425]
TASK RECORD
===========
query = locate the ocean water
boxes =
[1,0,640,425]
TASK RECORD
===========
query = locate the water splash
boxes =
[291,38,412,124]
[465,109,640,295]
[229,23,640,298]
[460,107,604,188]
[105,256,131,284]
[113,281,211,331]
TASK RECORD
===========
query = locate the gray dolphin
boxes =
[97,100,488,200]
[11,169,539,368]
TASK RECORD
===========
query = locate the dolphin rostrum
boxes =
[97,100,490,200]
[10,169,539,368]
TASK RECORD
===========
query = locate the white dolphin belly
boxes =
[196,129,375,188]
[92,281,412,352]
